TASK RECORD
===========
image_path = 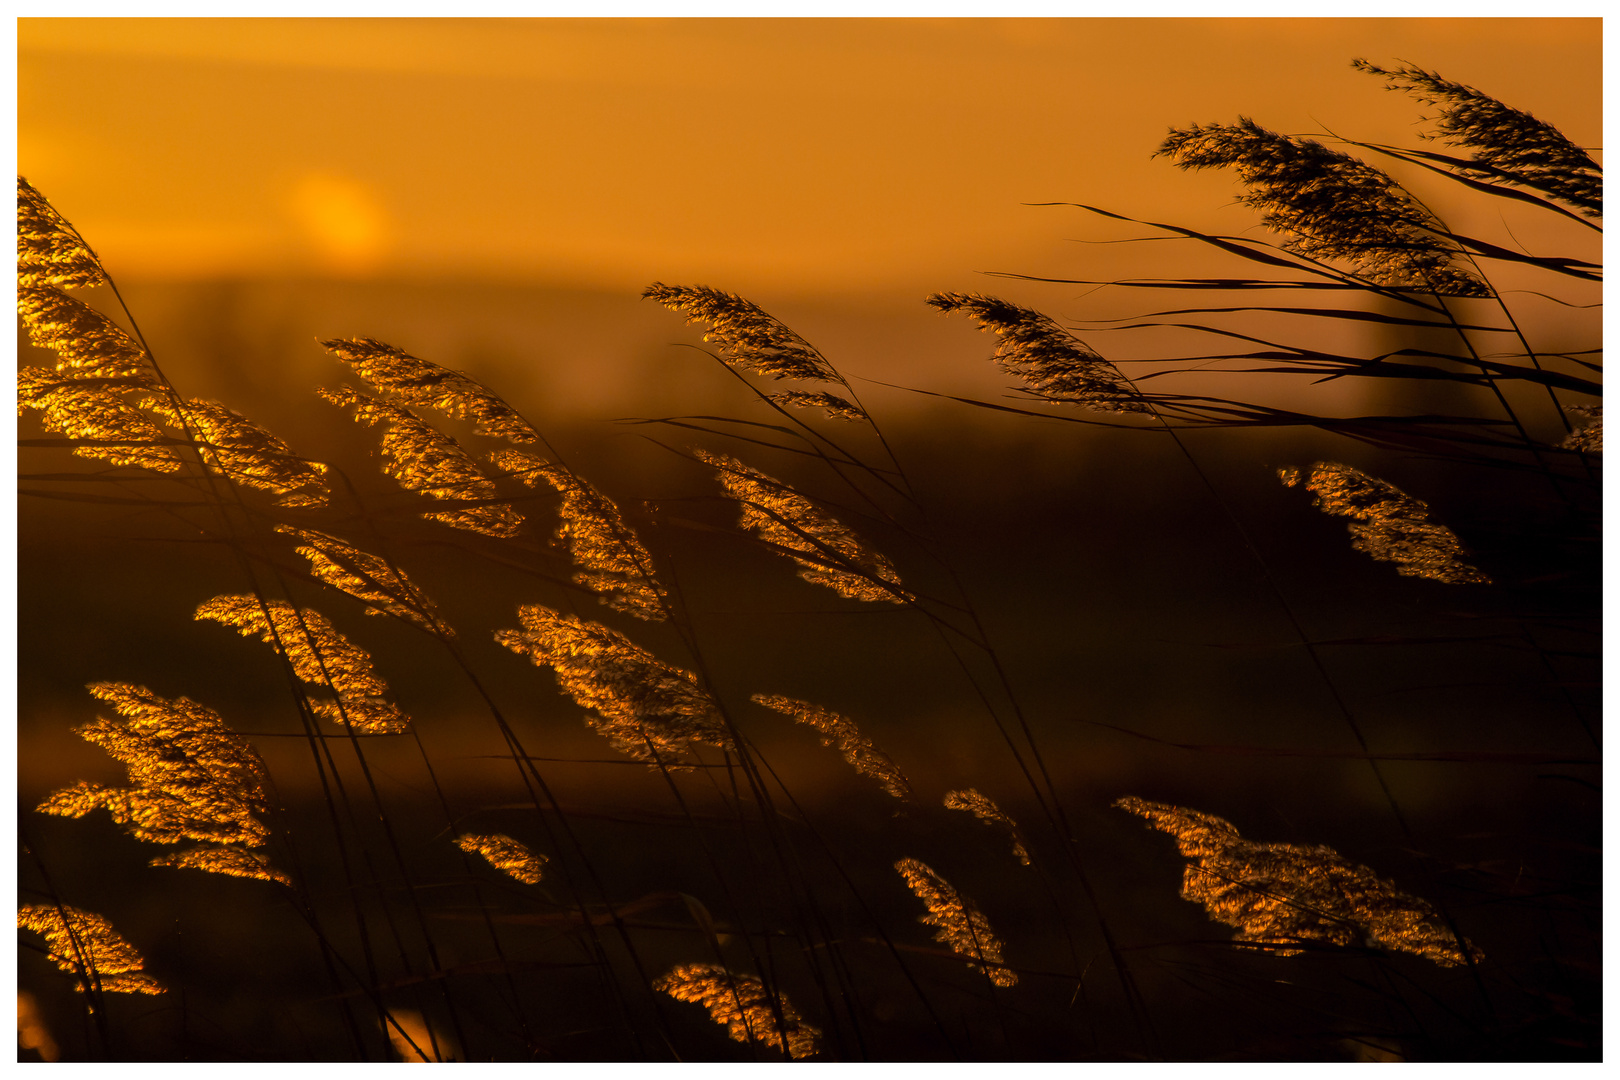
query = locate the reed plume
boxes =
[18,177,107,291]
[697,449,907,603]
[654,963,821,1058]
[37,683,272,849]
[455,833,549,885]
[276,526,455,636]
[1115,797,1481,966]
[926,292,1149,414]
[321,337,543,445]
[18,285,154,381]
[943,789,1030,866]
[195,594,409,734]
[765,390,866,422]
[894,858,1017,987]
[495,605,731,764]
[17,905,165,996]
[145,396,330,507]
[1354,59,1602,217]
[148,845,292,886]
[1562,405,1601,452]
[1279,462,1490,584]
[18,367,183,473]
[752,694,911,799]
[490,449,667,620]
[1159,118,1491,295]
[643,283,840,384]
[321,386,521,536]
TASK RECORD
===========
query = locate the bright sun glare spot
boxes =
[286,172,388,276]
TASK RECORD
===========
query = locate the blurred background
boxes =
[16,17,1601,1061]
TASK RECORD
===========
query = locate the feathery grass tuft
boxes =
[18,905,165,995]
[321,337,543,445]
[1354,59,1601,217]
[495,605,731,764]
[321,386,521,535]
[1115,796,1481,966]
[1158,118,1491,295]
[943,789,1030,866]
[926,292,1149,413]
[18,368,183,473]
[1280,462,1490,584]
[196,595,410,734]
[753,694,911,799]
[697,449,908,603]
[37,683,272,849]
[643,283,839,383]
[454,833,549,885]
[18,285,153,380]
[18,177,107,291]
[491,449,667,620]
[765,389,866,421]
[147,397,330,507]
[276,526,456,635]
[655,963,821,1058]
[894,858,1017,987]
[149,844,292,886]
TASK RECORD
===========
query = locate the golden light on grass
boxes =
[1280,462,1491,584]
[38,683,272,848]
[383,1007,455,1062]
[492,450,668,621]
[277,525,456,635]
[943,788,1030,866]
[321,385,524,537]
[1116,796,1482,967]
[753,694,910,800]
[894,858,1017,987]
[455,832,548,885]
[17,905,166,996]
[697,450,908,604]
[496,606,731,765]
[13,26,1599,1058]
[196,595,411,734]
[655,963,821,1059]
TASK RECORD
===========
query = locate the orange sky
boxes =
[17,17,1602,298]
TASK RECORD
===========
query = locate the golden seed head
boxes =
[943,788,1030,865]
[1115,796,1483,966]
[753,693,910,800]
[491,450,667,621]
[455,833,548,885]
[37,683,271,849]
[654,963,821,1058]
[321,337,543,445]
[495,605,731,765]
[18,178,107,290]
[697,450,908,604]
[276,526,456,636]
[927,292,1149,414]
[1285,462,1491,584]
[894,858,1017,986]
[1158,119,1492,295]
[643,283,839,384]
[18,904,165,995]
[195,595,410,734]
[321,385,521,536]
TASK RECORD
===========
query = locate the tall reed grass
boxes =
[17,59,1598,1061]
